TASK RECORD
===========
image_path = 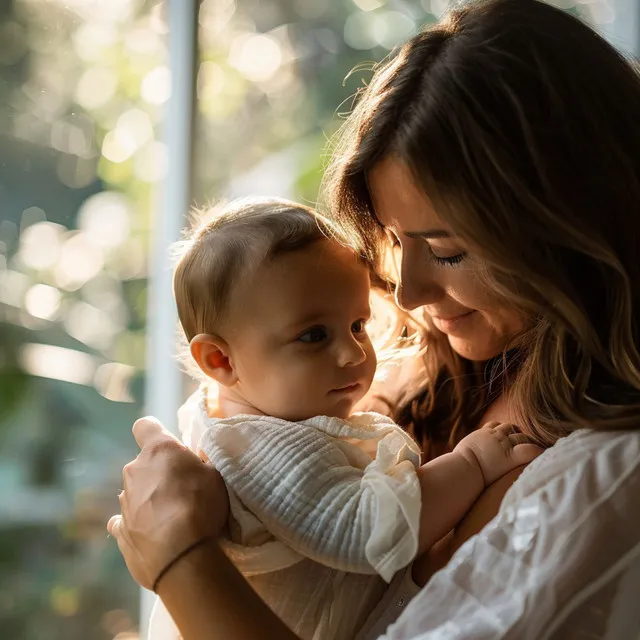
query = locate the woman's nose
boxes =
[395,247,443,311]
[335,335,367,368]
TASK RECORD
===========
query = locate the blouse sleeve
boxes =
[198,413,422,582]
[380,429,640,640]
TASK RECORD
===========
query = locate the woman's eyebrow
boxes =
[404,229,452,239]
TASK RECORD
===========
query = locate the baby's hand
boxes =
[453,422,544,486]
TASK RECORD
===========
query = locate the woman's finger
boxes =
[107,514,123,537]
[107,513,154,590]
[132,416,179,450]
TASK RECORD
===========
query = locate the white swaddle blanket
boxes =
[149,389,422,640]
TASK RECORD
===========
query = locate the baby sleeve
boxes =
[198,413,422,582]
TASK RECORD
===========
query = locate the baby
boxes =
[149,197,539,640]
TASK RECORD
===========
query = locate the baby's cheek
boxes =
[275,373,312,413]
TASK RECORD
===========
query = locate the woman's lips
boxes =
[432,311,476,334]
[330,383,362,394]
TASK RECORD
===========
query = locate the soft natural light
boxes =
[351,0,384,12]
[229,34,283,82]
[133,140,168,183]
[77,192,131,250]
[23,284,62,320]
[1,1,635,638]
[141,65,172,105]
[53,232,105,291]
[75,67,118,110]
[18,221,65,271]
[64,300,119,350]
[72,22,118,62]
[18,343,98,386]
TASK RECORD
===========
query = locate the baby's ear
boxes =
[190,334,238,387]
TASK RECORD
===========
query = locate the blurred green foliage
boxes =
[0,1,435,637]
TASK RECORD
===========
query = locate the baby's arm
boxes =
[199,415,421,582]
[415,422,542,555]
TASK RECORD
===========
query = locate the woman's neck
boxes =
[477,392,515,426]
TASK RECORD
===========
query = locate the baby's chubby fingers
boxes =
[509,438,545,466]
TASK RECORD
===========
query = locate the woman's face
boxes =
[368,156,528,362]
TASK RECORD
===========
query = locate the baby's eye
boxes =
[351,319,367,334]
[298,326,328,344]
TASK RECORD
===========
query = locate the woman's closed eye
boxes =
[426,244,467,267]
[385,228,466,267]
[298,325,329,344]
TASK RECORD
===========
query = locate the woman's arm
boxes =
[156,537,299,640]
[108,418,302,640]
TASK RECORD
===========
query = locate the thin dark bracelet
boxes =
[152,535,214,593]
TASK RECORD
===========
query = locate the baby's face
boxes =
[226,239,377,420]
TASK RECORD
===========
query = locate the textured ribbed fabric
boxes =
[148,389,421,640]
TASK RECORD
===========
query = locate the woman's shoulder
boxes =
[381,428,640,639]
[503,427,640,507]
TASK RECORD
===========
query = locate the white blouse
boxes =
[377,427,640,639]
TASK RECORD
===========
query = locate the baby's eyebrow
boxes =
[284,313,325,331]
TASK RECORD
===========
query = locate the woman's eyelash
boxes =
[386,231,466,267]
[430,252,466,267]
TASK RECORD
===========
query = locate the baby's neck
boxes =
[208,385,266,419]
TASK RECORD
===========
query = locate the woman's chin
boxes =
[447,334,505,362]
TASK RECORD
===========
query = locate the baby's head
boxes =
[174,197,377,420]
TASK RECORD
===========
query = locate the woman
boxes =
[109,0,640,638]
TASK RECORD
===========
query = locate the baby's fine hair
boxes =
[173,197,348,341]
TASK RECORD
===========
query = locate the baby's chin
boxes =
[327,400,360,420]
[331,406,356,420]
[276,392,364,421]
[274,404,354,422]
[299,400,356,421]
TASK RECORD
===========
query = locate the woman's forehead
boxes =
[367,156,451,231]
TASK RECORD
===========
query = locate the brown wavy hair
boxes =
[322,0,640,455]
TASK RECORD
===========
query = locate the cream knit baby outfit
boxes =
[149,389,422,640]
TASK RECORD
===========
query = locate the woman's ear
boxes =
[190,334,238,387]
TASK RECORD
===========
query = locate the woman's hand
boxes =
[108,418,299,640]
[107,417,229,591]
